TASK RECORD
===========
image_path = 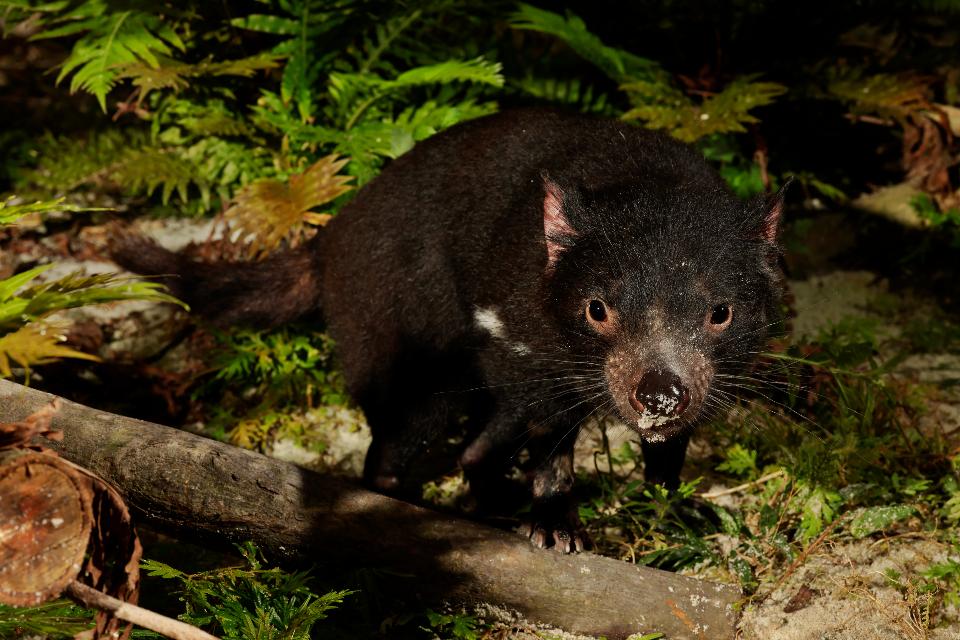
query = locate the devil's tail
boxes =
[110,232,324,328]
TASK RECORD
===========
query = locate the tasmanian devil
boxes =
[113,108,786,553]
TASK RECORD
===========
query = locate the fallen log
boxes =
[0,403,216,640]
[0,379,741,639]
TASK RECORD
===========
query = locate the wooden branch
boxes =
[699,470,786,499]
[0,379,741,640]
[65,581,219,640]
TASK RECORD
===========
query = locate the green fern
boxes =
[26,130,200,205]
[334,97,496,183]
[155,98,257,139]
[25,129,132,194]
[31,1,186,110]
[826,69,932,120]
[121,146,200,204]
[330,56,502,131]
[19,2,506,207]
[235,3,502,185]
[0,198,183,378]
[205,326,347,408]
[0,267,181,332]
[24,126,274,210]
[116,53,281,103]
[255,54,500,183]
[0,196,105,226]
[231,0,356,123]
[381,98,496,155]
[0,600,94,639]
[149,98,278,208]
[143,542,353,640]
[510,3,662,83]
[622,76,786,142]
[511,76,616,115]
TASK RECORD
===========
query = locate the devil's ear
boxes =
[542,173,578,271]
[754,176,793,245]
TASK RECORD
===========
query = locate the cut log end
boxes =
[0,451,92,607]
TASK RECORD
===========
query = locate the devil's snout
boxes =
[629,368,690,418]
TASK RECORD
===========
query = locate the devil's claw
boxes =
[518,519,591,553]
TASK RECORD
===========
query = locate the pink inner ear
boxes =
[760,194,785,245]
[760,178,792,244]
[543,180,576,269]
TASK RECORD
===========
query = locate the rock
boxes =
[852,183,927,228]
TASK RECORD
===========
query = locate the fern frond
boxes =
[332,57,502,130]
[230,2,352,39]
[0,322,98,379]
[231,0,354,123]
[327,71,380,113]
[115,59,190,96]
[0,265,51,305]
[391,57,504,88]
[511,76,615,115]
[705,79,788,126]
[230,14,302,36]
[251,90,341,144]
[181,137,276,208]
[331,98,496,184]
[158,99,255,138]
[116,54,281,102]
[224,154,354,257]
[113,146,199,205]
[35,4,186,110]
[0,270,183,332]
[0,196,106,226]
[826,70,931,119]
[341,99,495,160]
[510,3,661,83]
[354,9,422,74]
[26,129,272,210]
[26,129,133,194]
[622,76,786,142]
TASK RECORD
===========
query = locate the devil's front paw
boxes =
[518,512,591,553]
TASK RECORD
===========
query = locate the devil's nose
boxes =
[629,369,690,417]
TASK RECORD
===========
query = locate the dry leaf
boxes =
[0,323,99,378]
[0,399,61,449]
[224,154,353,258]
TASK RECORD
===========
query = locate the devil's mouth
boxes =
[635,412,676,430]
[625,412,690,442]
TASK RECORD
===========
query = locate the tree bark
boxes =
[0,379,741,639]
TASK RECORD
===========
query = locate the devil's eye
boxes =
[587,299,608,323]
[708,303,733,328]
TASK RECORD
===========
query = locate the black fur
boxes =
[114,109,785,552]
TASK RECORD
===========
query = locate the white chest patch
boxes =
[474,306,507,340]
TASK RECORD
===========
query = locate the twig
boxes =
[65,581,219,640]
[698,469,786,499]
[768,517,845,598]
